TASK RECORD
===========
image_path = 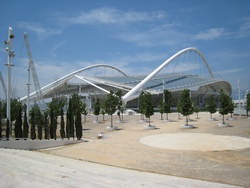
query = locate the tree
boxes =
[218,90,231,124]
[179,89,194,126]
[60,107,65,140]
[104,91,119,127]
[159,100,164,120]
[139,91,146,121]
[38,117,43,140]
[75,109,82,140]
[205,95,217,119]
[115,90,125,122]
[93,98,100,122]
[52,111,57,140]
[177,100,181,120]
[22,105,29,139]
[144,92,154,127]
[44,111,49,139]
[66,110,70,140]
[0,100,2,139]
[50,109,54,139]
[30,110,36,140]
[163,89,172,121]
[193,103,199,119]
[100,102,106,121]
[14,103,23,139]
[82,103,88,122]
[228,97,236,118]
[245,93,250,117]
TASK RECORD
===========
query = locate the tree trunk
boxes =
[111,115,113,127]
[222,115,225,124]
[186,116,188,125]
[149,116,151,126]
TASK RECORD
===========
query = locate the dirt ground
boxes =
[40,112,250,188]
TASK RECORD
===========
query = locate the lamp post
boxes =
[4,27,15,137]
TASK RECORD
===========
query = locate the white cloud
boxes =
[63,7,165,25]
[17,21,61,38]
[194,28,226,40]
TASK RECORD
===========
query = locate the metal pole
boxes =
[4,27,15,137]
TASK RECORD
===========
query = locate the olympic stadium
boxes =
[20,47,232,109]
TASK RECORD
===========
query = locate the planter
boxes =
[207,118,215,121]
[163,119,172,122]
[144,125,156,130]
[218,123,230,127]
[106,126,118,131]
[181,124,194,129]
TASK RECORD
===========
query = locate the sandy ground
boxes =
[40,112,250,187]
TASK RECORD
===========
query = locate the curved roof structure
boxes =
[20,47,232,103]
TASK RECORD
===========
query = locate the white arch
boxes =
[20,64,127,102]
[122,47,214,102]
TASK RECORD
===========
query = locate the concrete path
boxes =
[0,148,242,188]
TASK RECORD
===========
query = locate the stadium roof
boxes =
[20,47,232,103]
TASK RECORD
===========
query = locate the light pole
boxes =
[4,27,15,137]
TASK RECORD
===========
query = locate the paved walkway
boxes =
[0,148,242,188]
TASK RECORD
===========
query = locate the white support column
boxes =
[4,27,15,136]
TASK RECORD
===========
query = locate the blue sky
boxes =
[0,0,250,99]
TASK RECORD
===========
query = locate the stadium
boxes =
[20,47,232,110]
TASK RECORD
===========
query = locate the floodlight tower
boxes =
[4,27,15,136]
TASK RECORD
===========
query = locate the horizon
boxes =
[0,0,250,100]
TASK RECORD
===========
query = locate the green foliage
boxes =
[104,90,119,127]
[60,108,65,140]
[228,97,236,117]
[163,89,172,120]
[30,111,36,140]
[246,93,250,117]
[179,89,194,125]
[75,109,82,140]
[50,109,54,139]
[144,92,154,126]
[38,118,43,140]
[47,97,67,117]
[139,91,146,115]
[82,103,88,122]
[93,98,100,116]
[0,100,3,139]
[66,110,70,140]
[22,105,29,139]
[115,90,125,121]
[44,111,49,139]
[205,95,217,118]
[218,90,231,124]
[14,103,23,138]
[159,100,164,120]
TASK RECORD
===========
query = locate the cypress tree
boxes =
[23,108,29,139]
[60,107,65,140]
[0,100,2,140]
[30,111,36,140]
[75,109,82,140]
[53,114,57,140]
[14,104,23,139]
[6,119,10,140]
[93,98,100,122]
[246,93,250,117]
[159,100,164,120]
[38,118,42,140]
[50,109,54,139]
[44,111,49,139]
[66,110,70,140]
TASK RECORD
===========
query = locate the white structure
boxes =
[20,47,232,109]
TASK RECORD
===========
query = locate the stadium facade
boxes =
[20,47,232,110]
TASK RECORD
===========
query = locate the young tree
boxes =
[228,97,236,118]
[177,100,181,120]
[66,110,70,140]
[104,90,119,127]
[115,90,125,122]
[139,91,146,121]
[82,103,88,122]
[163,89,172,121]
[159,100,164,120]
[144,92,154,127]
[193,102,199,119]
[50,109,54,139]
[38,117,43,140]
[93,98,100,123]
[205,95,217,119]
[179,89,194,126]
[218,89,231,124]
[75,109,82,140]
[100,102,106,121]
[52,111,57,140]
[245,93,250,117]
[60,107,65,140]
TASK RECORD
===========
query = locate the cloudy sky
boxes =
[0,0,250,99]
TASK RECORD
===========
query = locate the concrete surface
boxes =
[0,148,242,188]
